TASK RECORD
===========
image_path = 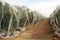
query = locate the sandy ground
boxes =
[0,18,60,40]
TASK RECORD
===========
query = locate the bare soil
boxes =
[0,18,60,40]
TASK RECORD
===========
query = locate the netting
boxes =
[0,1,45,38]
[49,6,60,37]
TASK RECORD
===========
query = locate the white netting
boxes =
[49,6,60,37]
[0,1,45,38]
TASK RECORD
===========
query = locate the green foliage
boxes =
[0,2,2,21]
[28,12,33,24]
[1,13,11,32]
[0,2,45,37]
[19,11,27,27]
[10,14,17,32]
[1,3,11,32]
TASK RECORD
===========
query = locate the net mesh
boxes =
[0,1,45,38]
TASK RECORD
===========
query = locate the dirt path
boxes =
[0,18,60,40]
